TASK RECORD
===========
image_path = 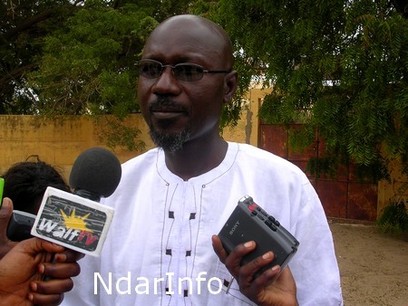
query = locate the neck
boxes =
[163,135,228,181]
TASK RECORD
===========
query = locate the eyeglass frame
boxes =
[137,59,232,82]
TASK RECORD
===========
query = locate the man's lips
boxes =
[150,104,188,119]
[151,110,186,120]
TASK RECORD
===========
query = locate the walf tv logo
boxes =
[35,195,106,252]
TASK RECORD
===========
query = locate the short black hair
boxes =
[2,161,70,214]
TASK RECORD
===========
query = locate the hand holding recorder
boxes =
[213,196,299,306]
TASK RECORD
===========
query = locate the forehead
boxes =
[142,18,226,64]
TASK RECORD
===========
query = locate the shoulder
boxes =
[109,147,160,190]
[100,147,160,205]
[121,147,159,174]
[233,142,307,180]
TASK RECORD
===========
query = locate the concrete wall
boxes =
[377,158,408,215]
[0,115,151,181]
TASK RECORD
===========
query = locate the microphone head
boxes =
[69,147,122,200]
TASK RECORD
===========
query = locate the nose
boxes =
[151,66,181,95]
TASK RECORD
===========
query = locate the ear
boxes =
[223,70,238,104]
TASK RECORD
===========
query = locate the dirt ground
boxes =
[330,220,408,306]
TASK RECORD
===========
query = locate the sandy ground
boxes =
[330,221,408,306]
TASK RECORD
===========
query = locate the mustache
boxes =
[149,96,187,112]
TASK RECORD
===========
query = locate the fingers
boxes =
[28,291,64,306]
[239,251,276,279]
[29,260,80,305]
[54,249,85,263]
[212,234,280,286]
[33,278,74,294]
[211,235,229,262]
[213,234,259,278]
[212,235,297,304]
[0,198,17,259]
[225,241,257,278]
[250,262,281,289]
[10,237,65,259]
[40,261,81,279]
[0,197,13,217]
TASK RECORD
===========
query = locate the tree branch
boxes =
[3,4,79,41]
[0,63,37,90]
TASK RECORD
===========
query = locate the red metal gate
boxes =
[259,124,378,221]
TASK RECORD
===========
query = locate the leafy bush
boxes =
[377,201,408,233]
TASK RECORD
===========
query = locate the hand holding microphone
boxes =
[0,146,122,306]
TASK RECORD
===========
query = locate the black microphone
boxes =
[69,147,122,202]
[27,147,121,256]
[7,147,122,242]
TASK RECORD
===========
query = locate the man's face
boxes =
[137,19,231,152]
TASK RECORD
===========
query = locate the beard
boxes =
[149,127,191,153]
[147,96,191,152]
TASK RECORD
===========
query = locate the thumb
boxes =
[0,197,17,258]
[0,196,13,219]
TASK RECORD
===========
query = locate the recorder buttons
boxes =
[268,215,280,226]
[265,219,278,231]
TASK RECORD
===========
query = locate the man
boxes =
[63,14,343,305]
[0,197,82,305]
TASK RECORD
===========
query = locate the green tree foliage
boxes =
[217,0,408,180]
[1,0,243,126]
[4,0,407,168]
[1,0,193,117]
[28,3,154,117]
[1,0,77,114]
[0,0,195,149]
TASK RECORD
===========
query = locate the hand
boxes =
[29,248,84,305]
[212,235,298,306]
[0,237,82,306]
[0,198,18,259]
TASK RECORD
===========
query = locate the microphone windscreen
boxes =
[69,147,122,198]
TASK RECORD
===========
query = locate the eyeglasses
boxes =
[137,59,231,82]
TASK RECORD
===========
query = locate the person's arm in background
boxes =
[0,198,83,306]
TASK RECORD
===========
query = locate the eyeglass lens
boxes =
[138,61,205,81]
